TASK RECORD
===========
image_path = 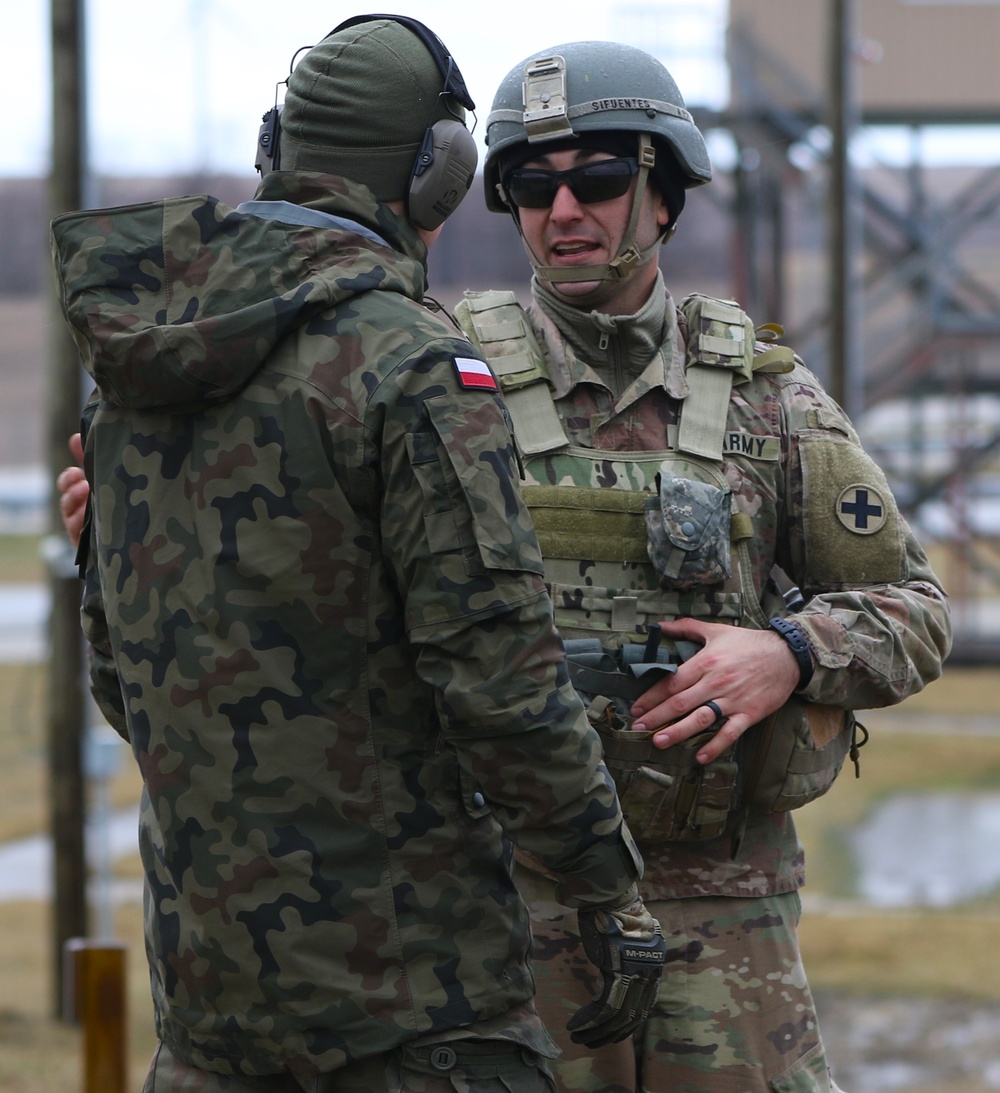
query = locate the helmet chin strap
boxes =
[515,134,668,302]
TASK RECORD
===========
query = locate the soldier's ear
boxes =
[655,190,671,231]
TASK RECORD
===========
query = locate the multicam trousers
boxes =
[518,866,845,1093]
[142,1037,556,1093]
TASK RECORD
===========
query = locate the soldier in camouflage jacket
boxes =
[462,40,953,1093]
[50,19,667,1093]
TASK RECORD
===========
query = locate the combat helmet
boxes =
[484,41,712,289]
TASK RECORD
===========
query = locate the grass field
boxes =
[0,537,45,584]
[1,533,998,1089]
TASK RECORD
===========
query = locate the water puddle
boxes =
[850,792,1000,907]
[0,806,138,901]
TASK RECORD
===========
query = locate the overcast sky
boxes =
[8,0,729,178]
[8,0,997,181]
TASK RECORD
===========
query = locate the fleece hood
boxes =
[50,173,429,412]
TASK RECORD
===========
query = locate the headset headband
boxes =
[330,14,475,112]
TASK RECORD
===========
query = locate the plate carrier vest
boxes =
[455,290,864,849]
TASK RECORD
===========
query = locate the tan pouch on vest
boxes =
[588,688,863,848]
[587,696,739,843]
[741,699,864,812]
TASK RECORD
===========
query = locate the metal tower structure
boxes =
[707,0,1000,660]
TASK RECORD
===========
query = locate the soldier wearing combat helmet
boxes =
[456,39,952,1093]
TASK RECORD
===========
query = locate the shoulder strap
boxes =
[676,294,795,461]
[675,295,798,632]
[676,294,754,461]
[454,290,568,456]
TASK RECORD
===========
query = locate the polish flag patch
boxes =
[453,357,498,391]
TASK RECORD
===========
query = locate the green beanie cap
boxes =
[279,18,458,201]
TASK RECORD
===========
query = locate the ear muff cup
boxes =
[407,119,479,231]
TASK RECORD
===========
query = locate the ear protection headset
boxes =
[255,13,479,231]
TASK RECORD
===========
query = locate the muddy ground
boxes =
[818,991,1000,1092]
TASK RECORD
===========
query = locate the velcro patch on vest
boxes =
[453,357,498,391]
[721,431,781,461]
[800,435,904,585]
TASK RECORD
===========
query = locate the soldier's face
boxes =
[513,147,670,315]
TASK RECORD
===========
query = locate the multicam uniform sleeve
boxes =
[776,365,952,709]
[375,343,641,907]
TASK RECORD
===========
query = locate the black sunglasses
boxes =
[503,157,639,209]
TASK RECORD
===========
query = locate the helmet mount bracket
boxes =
[523,55,575,143]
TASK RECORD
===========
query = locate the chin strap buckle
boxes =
[607,246,643,280]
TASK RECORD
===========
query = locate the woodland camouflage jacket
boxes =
[50,173,641,1077]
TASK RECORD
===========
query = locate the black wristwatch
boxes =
[768,616,815,692]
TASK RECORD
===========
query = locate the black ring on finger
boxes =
[702,699,724,721]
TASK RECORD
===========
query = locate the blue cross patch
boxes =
[836,484,888,535]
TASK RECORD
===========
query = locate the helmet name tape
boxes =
[589,97,654,112]
[487,98,694,130]
[580,98,694,123]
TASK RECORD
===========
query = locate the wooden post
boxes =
[64,940,129,1093]
[49,0,90,1016]
[828,0,863,419]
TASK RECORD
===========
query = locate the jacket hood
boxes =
[51,173,429,412]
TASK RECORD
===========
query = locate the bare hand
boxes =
[56,432,89,549]
[630,618,800,763]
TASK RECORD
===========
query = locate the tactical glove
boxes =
[567,884,667,1048]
